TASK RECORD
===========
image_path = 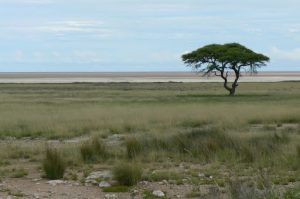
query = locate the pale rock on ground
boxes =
[152,190,165,197]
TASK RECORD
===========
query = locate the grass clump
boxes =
[113,162,142,186]
[126,136,142,159]
[80,137,108,163]
[43,148,66,179]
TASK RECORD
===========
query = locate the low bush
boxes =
[43,148,66,179]
[113,162,142,186]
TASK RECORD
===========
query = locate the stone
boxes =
[152,190,165,197]
[99,181,111,188]
[47,180,65,186]
[105,193,116,199]
[86,170,112,181]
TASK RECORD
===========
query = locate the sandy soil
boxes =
[0,72,299,83]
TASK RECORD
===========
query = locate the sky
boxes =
[0,0,299,72]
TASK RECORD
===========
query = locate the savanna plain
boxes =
[0,82,300,199]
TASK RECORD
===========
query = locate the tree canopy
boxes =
[182,43,270,96]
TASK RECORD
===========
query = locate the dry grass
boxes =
[0,82,298,139]
[0,82,299,197]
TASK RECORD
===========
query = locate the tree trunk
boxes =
[228,66,241,96]
[229,87,236,96]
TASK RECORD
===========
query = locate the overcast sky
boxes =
[0,0,299,72]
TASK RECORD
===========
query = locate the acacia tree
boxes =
[182,43,270,96]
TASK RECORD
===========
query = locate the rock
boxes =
[85,179,98,185]
[86,171,112,183]
[106,134,124,146]
[105,193,116,199]
[152,190,165,197]
[198,173,205,177]
[99,181,111,188]
[32,178,41,182]
[47,180,65,186]
[33,193,39,199]
[158,180,168,185]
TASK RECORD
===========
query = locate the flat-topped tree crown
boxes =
[182,43,270,96]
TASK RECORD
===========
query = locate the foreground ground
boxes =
[0,82,300,199]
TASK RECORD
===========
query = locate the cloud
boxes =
[2,20,113,37]
[270,47,300,61]
[289,28,300,33]
[36,20,106,33]
[0,0,55,5]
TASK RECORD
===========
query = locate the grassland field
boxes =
[0,82,300,198]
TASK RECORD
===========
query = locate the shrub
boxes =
[113,162,142,186]
[80,137,108,163]
[43,148,66,179]
[126,136,142,159]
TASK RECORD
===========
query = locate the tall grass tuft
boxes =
[113,162,142,186]
[126,136,142,159]
[80,137,108,163]
[43,148,66,179]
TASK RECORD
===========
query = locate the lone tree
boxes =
[182,43,269,96]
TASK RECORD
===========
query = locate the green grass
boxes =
[113,162,142,186]
[42,148,66,180]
